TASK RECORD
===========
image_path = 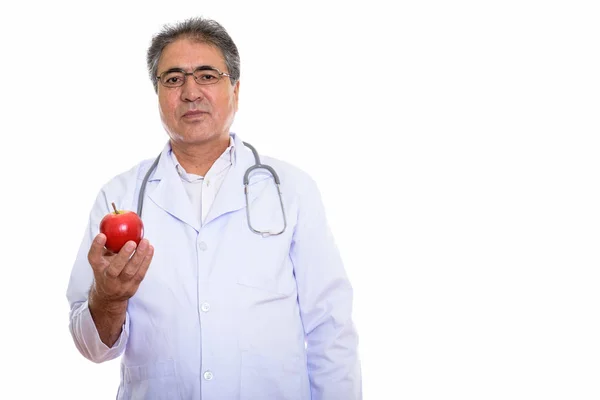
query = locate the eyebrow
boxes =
[161,65,219,74]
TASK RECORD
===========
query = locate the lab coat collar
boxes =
[145,141,200,231]
[145,133,270,232]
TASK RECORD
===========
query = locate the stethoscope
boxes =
[137,141,287,237]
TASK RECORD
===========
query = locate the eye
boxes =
[195,70,219,83]
[161,72,185,86]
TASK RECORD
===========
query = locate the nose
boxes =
[180,75,204,102]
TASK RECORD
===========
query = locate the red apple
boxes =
[99,202,144,253]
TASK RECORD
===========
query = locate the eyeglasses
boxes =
[156,66,231,88]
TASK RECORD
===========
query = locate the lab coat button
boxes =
[203,370,213,380]
[201,302,210,312]
[198,241,207,251]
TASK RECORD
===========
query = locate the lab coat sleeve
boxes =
[68,300,130,363]
[290,175,362,400]
[66,188,130,363]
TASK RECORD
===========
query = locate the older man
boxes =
[67,17,361,399]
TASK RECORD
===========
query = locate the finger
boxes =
[88,234,109,272]
[132,245,154,284]
[105,241,138,278]
[120,239,150,280]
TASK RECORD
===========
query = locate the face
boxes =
[156,38,239,146]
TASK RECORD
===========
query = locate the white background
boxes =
[1,0,599,399]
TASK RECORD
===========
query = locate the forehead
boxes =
[158,38,227,71]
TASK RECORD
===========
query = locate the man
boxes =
[66,17,361,399]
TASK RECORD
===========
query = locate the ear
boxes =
[233,80,240,112]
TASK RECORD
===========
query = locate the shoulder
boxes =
[100,158,153,193]
[96,156,157,211]
[259,154,319,194]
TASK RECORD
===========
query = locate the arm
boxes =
[290,176,362,400]
[67,191,153,362]
[67,217,130,363]
[88,283,128,348]
[68,298,130,364]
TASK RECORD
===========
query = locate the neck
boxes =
[170,136,230,176]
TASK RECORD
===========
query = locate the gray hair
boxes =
[146,17,240,93]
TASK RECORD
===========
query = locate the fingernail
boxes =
[95,235,106,244]
[125,242,136,251]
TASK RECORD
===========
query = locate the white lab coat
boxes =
[67,133,361,399]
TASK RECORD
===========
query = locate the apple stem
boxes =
[112,202,119,214]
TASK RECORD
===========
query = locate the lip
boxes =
[182,110,208,118]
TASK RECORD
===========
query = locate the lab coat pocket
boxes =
[235,233,295,297]
[237,223,295,297]
[240,351,303,400]
[122,359,181,400]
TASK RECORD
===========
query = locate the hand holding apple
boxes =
[99,202,144,253]
[88,211,154,346]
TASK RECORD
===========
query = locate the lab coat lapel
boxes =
[204,134,270,226]
[146,143,201,232]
